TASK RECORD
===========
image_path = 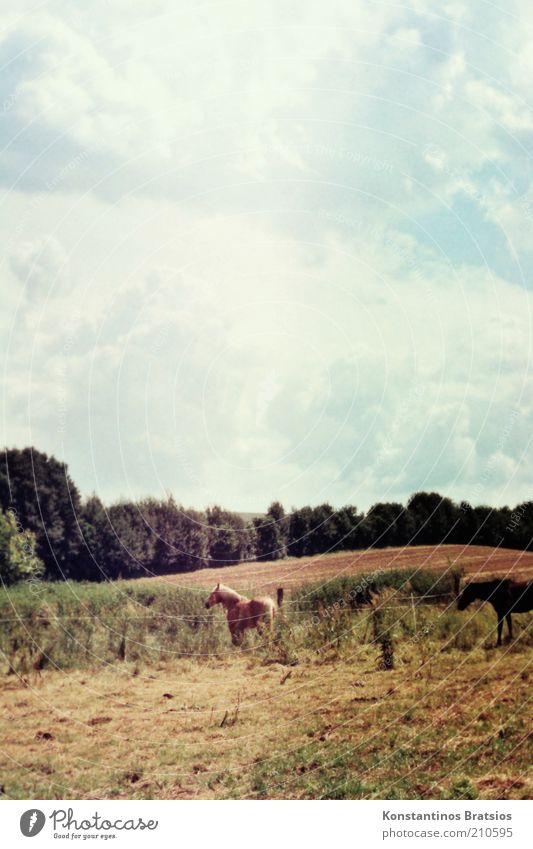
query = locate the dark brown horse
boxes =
[457,578,533,646]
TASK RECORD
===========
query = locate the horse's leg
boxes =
[263,610,274,646]
[496,616,503,647]
[506,613,513,641]
[228,618,240,646]
[255,614,271,646]
[236,617,247,646]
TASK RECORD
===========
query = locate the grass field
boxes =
[0,544,532,800]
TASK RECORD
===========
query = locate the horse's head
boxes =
[457,582,476,610]
[205,583,221,609]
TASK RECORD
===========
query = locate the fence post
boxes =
[372,595,394,671]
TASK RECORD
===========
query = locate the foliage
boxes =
[2,445,533,584]
[361,502,414,548]
[287,503,365,557]
[292,569,414,612]
[0,508,43,585]
[408,562,465,601]
[206,506,256,567]
[408,492,459,545]
[0,447,82,579]
[253,502,287,561]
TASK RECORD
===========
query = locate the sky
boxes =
[2,0,533,512]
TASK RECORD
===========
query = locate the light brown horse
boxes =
[205,583,283,646]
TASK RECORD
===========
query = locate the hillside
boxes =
[145,544,533,593]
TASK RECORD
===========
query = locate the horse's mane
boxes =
[217,584,244,602]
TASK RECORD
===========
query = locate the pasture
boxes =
[0,544,532,800]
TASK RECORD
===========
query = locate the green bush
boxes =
[0,508,43,585]
[292,565,465,616]
[408,563,465,602]
[292,569,414,613]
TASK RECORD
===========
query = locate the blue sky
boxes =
[2,0,533,511]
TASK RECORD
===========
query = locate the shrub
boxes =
[0,508,43,585]
[408,562,465,602]
[292,569,413,614]
[435,607,533,651]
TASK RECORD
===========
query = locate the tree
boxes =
[287,506,314,557]
[407,492,459,545]
[305,503,339,555]
[472,504,512,548]
[0,508,43,585]
[334,505,364,550]
[76,495,116,581]
[253,501,287,561]
[147,497,209,574]
[288,503,353,557]
[505,501,533,550]
[456,501,478,545]
[207,506,256,567]
[104,502,156,579]
[362,502,414,548]
[0,447,82,579]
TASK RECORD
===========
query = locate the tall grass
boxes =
[288,568,532,659]
[0,580,228,674]
[1,568,531,676]
[291,566,465,613]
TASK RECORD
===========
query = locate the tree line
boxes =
[1,447,532,584]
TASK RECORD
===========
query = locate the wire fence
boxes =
[0,593,455,624]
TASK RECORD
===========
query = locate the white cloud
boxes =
[2,0,533,511]
[10,235,69,295]
[465,79,533,133]
[3,193,532,509]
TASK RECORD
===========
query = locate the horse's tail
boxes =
[277,587,284,608]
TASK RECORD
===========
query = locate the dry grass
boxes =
[1,543,531,800]
[1,635,531,800]
[145,544,533,594]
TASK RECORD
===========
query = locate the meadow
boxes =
[0,545,532,799]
